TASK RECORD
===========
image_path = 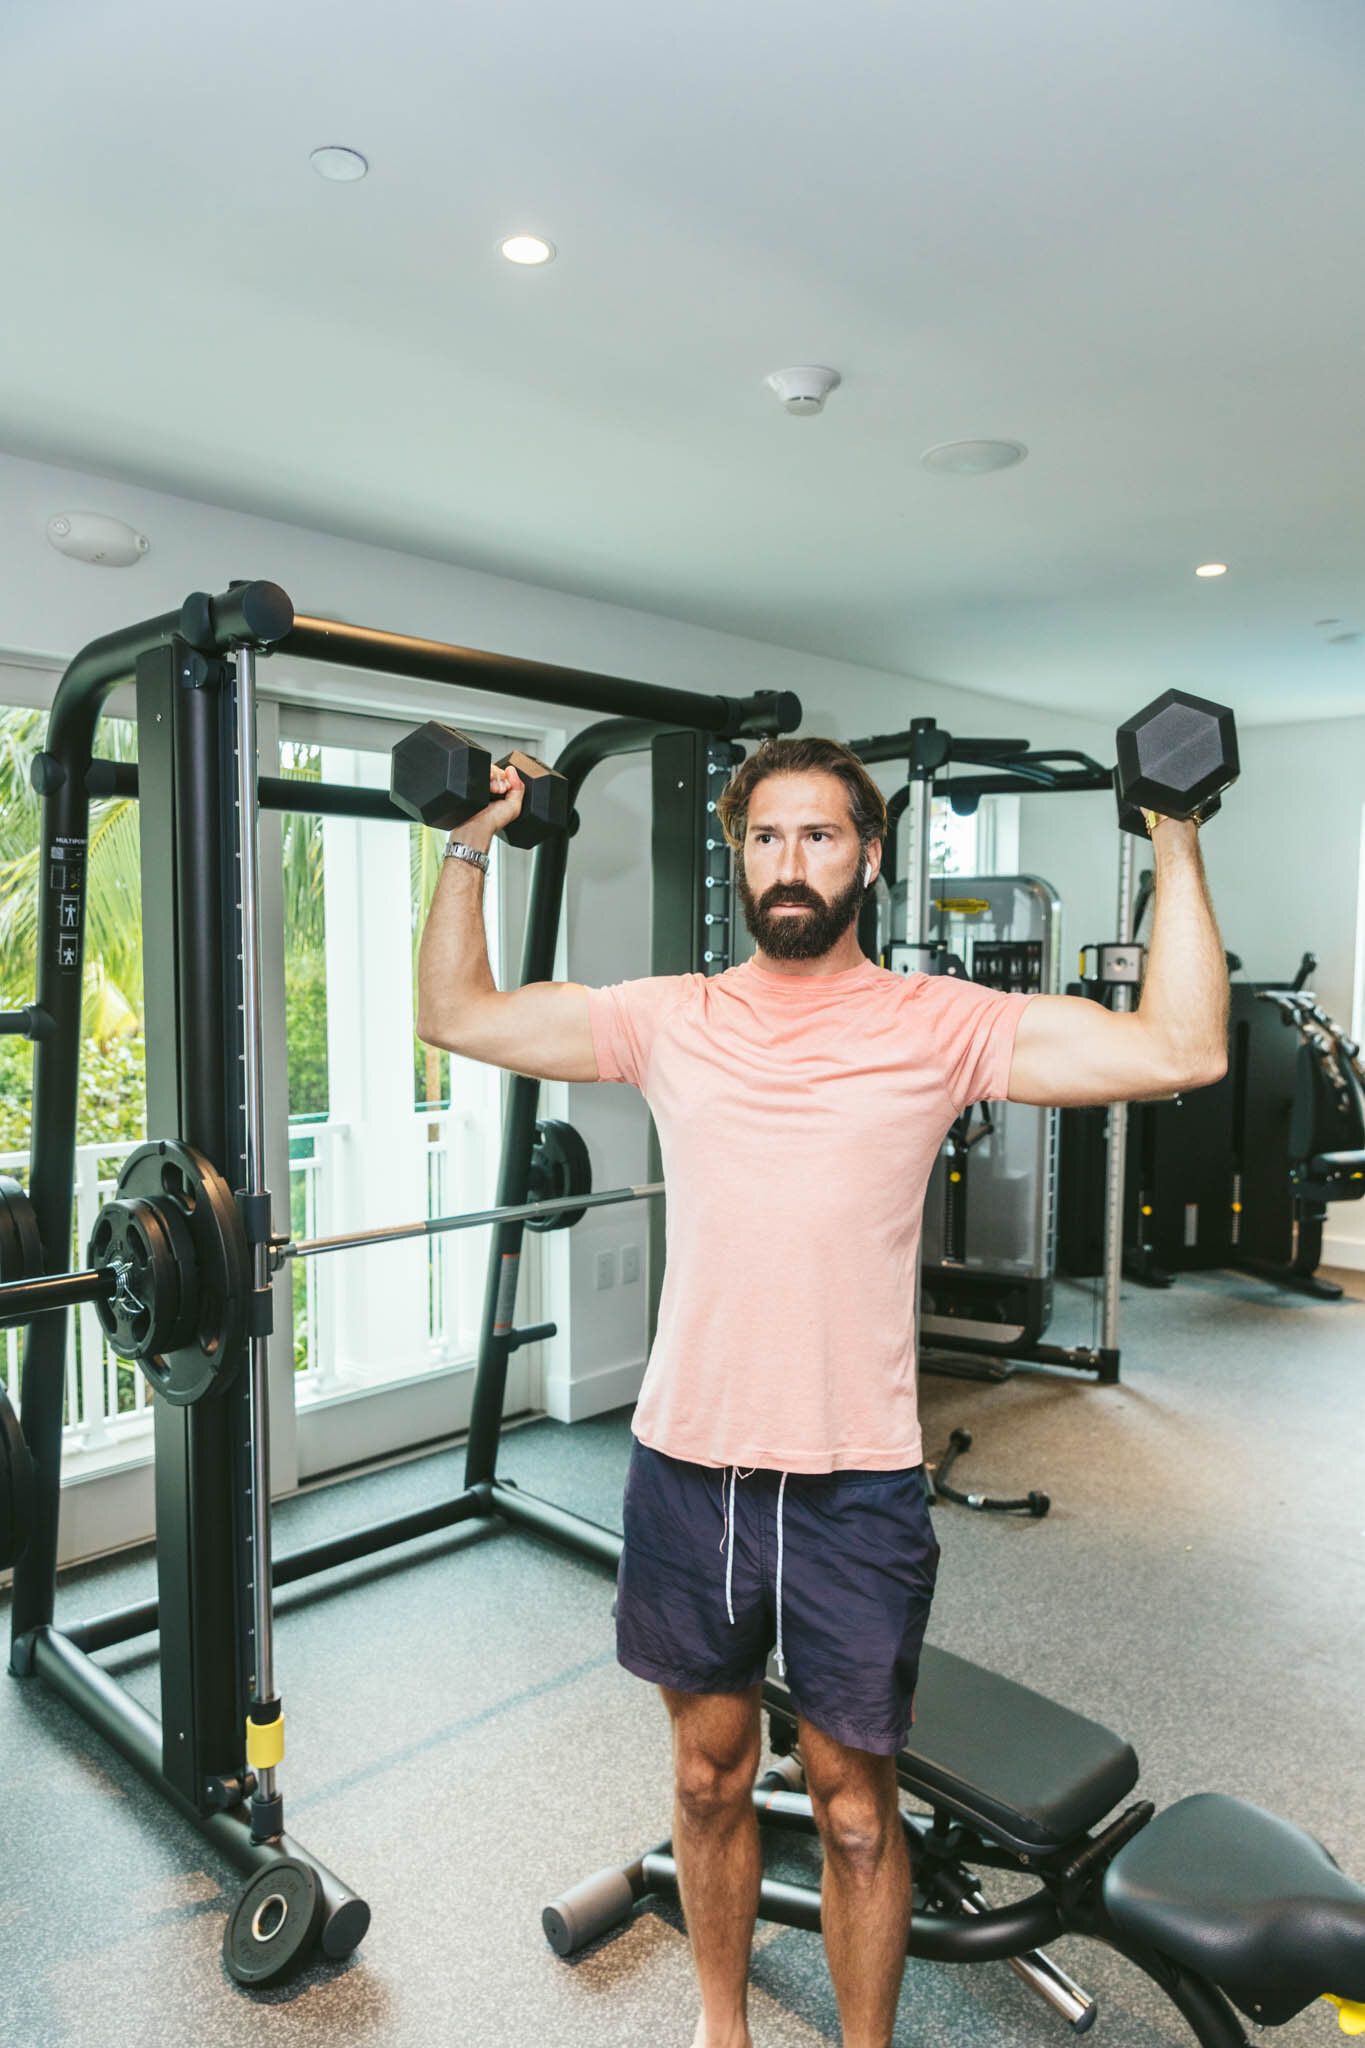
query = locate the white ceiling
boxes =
[4,0,1365,725]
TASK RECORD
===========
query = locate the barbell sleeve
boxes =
[0,1267,117,1330]
[285,1180,665,1263]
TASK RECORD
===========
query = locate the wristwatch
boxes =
[442,840,490,875]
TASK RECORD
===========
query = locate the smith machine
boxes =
[5,615,1363,2043]
[0,578,797,1980]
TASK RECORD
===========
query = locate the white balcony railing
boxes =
[0,1138,147,1458]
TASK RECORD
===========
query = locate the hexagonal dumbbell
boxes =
[1114,689,1239,836]
[389,722,493,832]
[496,750,571,849]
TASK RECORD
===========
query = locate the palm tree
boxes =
[0,705,143,1034]
[411,821,449,1111]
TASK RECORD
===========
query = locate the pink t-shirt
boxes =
[587,956,1032,1473]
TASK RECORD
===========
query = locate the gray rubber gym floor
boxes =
[2,1266,1363,2047]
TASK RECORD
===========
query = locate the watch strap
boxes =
[442,840,490,875]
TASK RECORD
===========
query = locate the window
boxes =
[0,699,152,1472]
[930,796,980,876]
[278,737,507,1403]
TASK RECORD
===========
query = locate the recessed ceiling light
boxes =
[1195,563,1228,578]
[1315,618,1340,628]
[920,440,1027,476]
[310,146,369,182]
[500,234,556,266]
[1327,631,1360,645]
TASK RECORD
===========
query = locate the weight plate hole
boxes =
[250,1892,289,1944]
[161,1162,197,1214]
[200,1301,221,1357]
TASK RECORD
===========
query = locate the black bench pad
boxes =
[766,1642,1139,1860]
[1103,1793,1365,2025]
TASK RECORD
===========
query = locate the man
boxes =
[417,734,1227,2048]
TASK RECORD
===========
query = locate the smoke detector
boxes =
[765,366,842,416]
[47,513,149,567]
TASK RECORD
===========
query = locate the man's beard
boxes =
[735,864,867,962]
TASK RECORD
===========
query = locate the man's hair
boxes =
[716,736,888,858]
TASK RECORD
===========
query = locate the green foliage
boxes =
[0,708,43,863]
[285,956,329,1117]
[0,707,141,1034]
[0,1032,146,1155]
[0,704,146,1157]
[76,1034,147,1147]
[277,747,329,1120]
[0,1037,33,1157]
[411,820,450,1109]
[279,744,326,959]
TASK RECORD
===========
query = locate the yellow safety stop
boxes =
[1326,1995,1365,2035]
[246,1713,285,1771]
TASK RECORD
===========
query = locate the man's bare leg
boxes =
[800,1717,911,2048]
[662,1684,764,2048]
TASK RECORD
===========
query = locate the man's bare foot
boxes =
[689,2016,752,2048]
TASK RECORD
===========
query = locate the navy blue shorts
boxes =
[616,1439,941,1756]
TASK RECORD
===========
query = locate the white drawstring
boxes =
[723,1466,739,1623]
[719,1466,788,1675]
[773,1472,788,1678]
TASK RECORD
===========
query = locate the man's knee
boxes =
[674,1749,758,1824]
[668,1693,761,1825]
[813,1787,902,1876]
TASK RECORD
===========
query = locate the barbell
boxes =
[0,1125,660,1408]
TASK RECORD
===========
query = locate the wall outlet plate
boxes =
[595,1249,617,1291]
[621,1244,641,1284]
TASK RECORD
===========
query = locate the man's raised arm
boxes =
[416,764,598,1082]
[1007,817,1228,1108]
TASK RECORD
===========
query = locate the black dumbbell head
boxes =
[1115,689,1238,828]
[390,722,493,831]
[497,750,570,849]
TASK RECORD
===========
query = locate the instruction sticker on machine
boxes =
[49,836,87,974]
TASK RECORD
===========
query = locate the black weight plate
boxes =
[0,1383,34,1571]
[90,1195,200,1365]
[0,1176,42,1285]
[390,721,492,830]
[0,1198,21,1290]
[526,1119,592,1231]
[106,1142,251,1406]
[223,1857,324,1988]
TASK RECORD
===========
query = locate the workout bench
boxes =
[545,1644,1365,2044]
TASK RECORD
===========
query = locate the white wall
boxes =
[4,447,1362,1415]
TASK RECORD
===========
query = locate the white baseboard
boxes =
[1322,1225,1365,1273]
[56,1456,156,1568]
[544,1356,646,1424]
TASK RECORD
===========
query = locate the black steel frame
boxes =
[6,579,797,1966]
[853,719,1122,1384]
